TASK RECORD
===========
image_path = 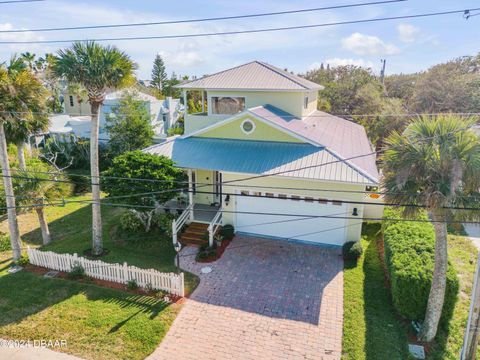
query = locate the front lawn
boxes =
[0,194,200,359]
[343,224,479,359]
[0,266,180,360]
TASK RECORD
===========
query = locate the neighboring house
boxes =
[144,61,380,247]
[58,89,183,141]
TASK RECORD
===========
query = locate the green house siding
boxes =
[196,116,304,143]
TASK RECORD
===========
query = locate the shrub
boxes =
[383,207,459,327]
[153,212,174,235]
[220,224,235,240]
[196,245,217,262]
[66,170,91,194]
[127,279,139,290]
[0,233,10,252]
[67,263,85,280]
[120,210,143,232]
[16,254,29,266]
[342,241,363,261]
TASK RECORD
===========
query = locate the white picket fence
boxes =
[27,247,184,297]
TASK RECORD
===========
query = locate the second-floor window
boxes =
[69,95,74,107]
[211,96,245,115]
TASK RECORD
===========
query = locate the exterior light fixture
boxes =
[224,194,230,206]
[352,207,358,216]
[173,242,182,273]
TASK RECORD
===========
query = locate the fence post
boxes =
[123,262,128,283]
[180,272,185,297]
[72,253,78,271]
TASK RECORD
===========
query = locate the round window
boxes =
[241,120,255,134]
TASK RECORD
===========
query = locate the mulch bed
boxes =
[196,238,232,263]
[23,264,183,303]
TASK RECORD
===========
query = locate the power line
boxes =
[1,7,479,44]
[0,0,406,33]
[0,0,43,4]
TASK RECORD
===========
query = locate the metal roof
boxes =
[248,105,379,182]
[176,61,323,91]
[144,137,377,185]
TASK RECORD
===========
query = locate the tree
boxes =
[151,54,167,95]
[53,41,137,255]
[0,64,47,260]
[20,52,36,71]
[3,55,50,169]
[163,72,182,98]
[303,64,382,115]
[15,159,72,244]
[105,91,154,157]
[381,115,480,341]
[102,151,185,231]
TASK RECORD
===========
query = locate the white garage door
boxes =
[235,192,349,246]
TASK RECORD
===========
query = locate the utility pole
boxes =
[380,59,387,85]
[461,249,480,360]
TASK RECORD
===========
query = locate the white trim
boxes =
[182,110,319,146]
[240,119,256,135]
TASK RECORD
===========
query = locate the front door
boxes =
[213,171,222,205]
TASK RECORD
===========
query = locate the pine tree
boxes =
[151,54,167,95]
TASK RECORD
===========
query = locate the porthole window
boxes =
[241,119,255,134]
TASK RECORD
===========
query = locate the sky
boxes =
[1,0,479,79]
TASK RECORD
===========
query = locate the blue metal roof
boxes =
[144,137,377,185]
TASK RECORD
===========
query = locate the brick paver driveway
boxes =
[148,236,343,360]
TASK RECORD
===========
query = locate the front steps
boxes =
[179,222,209,246]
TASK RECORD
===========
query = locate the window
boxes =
[318,199,328,204]
[277,194,287,199]
[240,190,250,196]
[304,197,314,202]
[211,96,245,114]
[69,95,74,107]
[332,200,343,206]
[265,193,274,198]
[241,119,255,134]
[304,96,308,109]
[252,191,262,197]
[291,195,301,201]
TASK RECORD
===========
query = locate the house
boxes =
[62,89,183,140]
[144,61,380,247]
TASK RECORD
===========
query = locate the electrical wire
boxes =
[0,0,43,3]
[1,7,479,44]
[0,0,406,33]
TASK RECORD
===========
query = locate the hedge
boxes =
[383,207,459,326]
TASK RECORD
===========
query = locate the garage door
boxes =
[235,192,349,246]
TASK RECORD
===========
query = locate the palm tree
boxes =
[52,41,136,255]
[4,57,49,169]
[0,65,47,260]
[382,115,480,342]
[15,160,72,245]
[20,52,36,71]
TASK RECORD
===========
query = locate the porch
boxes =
[164,201,220,224]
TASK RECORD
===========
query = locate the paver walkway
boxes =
[148,236,343,360]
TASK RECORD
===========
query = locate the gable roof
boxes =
[176,61,323,91]
[144,137,377,185]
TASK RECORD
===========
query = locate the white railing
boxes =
[172,203,193,245]
[208,207,223,247]
[27,247,184,297]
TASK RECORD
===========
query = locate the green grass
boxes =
[427,236,479,359]
[0,194,200,359]
[0,267,180,360]
[343,224,479,360]
[342,223,409,359]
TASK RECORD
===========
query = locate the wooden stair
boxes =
[179,222,209,246]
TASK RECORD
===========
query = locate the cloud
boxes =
[341,32,400,56]
[397,23,420,43]
[309,58,374,70]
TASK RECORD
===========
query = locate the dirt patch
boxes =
[82,248,111,258]
[196,238,232,263]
